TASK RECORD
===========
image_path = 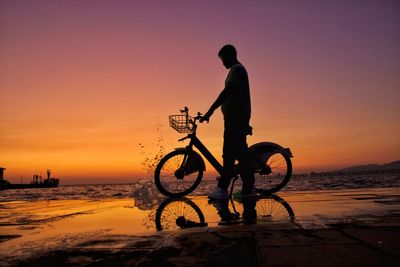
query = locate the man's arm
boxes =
[201,82,235,122]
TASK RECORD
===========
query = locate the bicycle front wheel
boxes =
[155,198,206,231]
[154,150,203,197]
[253,151,292,194]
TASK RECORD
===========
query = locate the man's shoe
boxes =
[208,187,229,200]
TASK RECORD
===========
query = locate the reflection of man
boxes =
[241,197,257,225]
[211,199,240,225]
[201,44,255,199]
[211,198,257,225]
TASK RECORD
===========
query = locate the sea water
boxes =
[1,172,399,203]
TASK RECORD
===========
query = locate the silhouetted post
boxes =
[0,167,5,182]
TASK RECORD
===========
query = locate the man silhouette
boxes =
[201,44,256,199]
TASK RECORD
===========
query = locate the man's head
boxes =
[218,44,238,69]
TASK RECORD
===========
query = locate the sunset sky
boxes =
[1,0,399,184]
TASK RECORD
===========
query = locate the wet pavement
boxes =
[1,187,399,266]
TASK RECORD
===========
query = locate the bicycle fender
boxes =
[248,142,293,158]
[173,148,206,171]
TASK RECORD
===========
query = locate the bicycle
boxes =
[154,107,293,198]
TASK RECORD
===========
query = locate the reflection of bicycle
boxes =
[154,195,295,231]
[155,198,207,231]
[155,107,293,197]
[235,195,295,222]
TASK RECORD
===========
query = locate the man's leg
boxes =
[236,122,255,192]
[208,117,236,199]
[218,122,236,190]
[218,149,235,190]
[238,145,255,192]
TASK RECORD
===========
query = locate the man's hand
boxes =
[200,110,213,123]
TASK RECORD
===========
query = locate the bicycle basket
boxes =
[169,115,194,133]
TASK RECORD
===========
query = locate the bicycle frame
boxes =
[178,122,224,175]
[187,133,223,174]
[172,107,291,179]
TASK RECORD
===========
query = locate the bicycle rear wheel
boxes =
[256,195,295,222]
[154,150,203,197]
[253,151,292,194]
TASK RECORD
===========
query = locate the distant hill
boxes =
[338,161,400,172]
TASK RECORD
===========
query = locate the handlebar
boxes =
[195,112,204,121]
[179,107,206,124]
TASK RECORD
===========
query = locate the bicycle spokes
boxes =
[155,151,203,196]
[267,154,288,174]
[254,151,292,194]
[256,196,295,222]
[155,198,206,230]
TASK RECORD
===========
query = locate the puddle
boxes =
[0,187,399,264]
